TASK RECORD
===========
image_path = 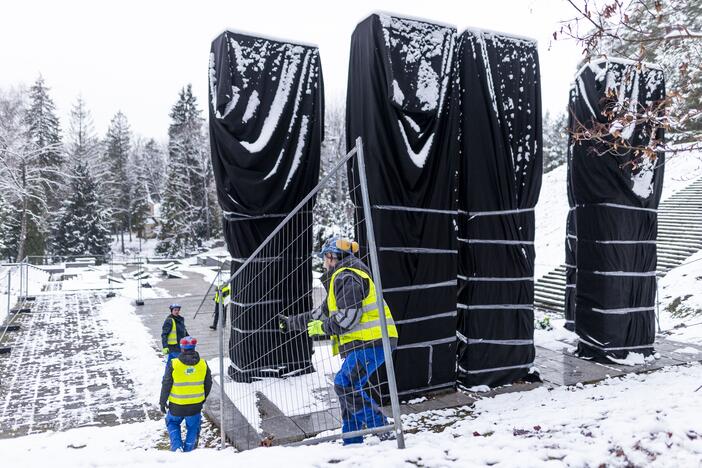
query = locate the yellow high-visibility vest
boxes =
[326,266,398,356]
[168,358,207,405]
[213,285,231,304]
[167,318,177,345]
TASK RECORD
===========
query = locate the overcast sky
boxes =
[0,0,583,140]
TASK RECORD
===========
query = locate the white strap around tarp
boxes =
[395,336,456,350]
[458,275,533,282]
[373,205,458,215]
[458,303,534,310]
[590,270,657,277]
[578,337,653,352]
[457,237,534,245]
[456,332,533,346]
[379,247,458,254]
[459,207,535,217]
[394,310,457,324]
[589,306,655,315]
[572,203,657,213]
[384,280,457,293]
[458,362,534,375]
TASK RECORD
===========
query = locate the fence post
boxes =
[355,136,406,449]
[218,288,226,450]
[6,266,11,315]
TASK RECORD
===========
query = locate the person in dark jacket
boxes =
[209,283,230,331]
[280,237,398,444]
[159,336,212,452]
[161,303,188,372]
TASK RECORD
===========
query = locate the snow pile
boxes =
[100,295,163,401]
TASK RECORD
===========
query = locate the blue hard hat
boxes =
[169,303,182,310]
[319,237,358,258]
[180,336,197,350]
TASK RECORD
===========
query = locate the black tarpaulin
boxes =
[564,100,577,332]
[208,31,324,380]
[455,30,542,388]
[346,13,459,397]
[568,59,665,361]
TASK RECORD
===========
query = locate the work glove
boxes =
[278,314,289,333]
[160,402,168,414]
[162,347,169,356]
[307,320,325,337]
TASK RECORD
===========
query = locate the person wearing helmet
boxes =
[209,282,231,331]
[159,336,212,452]
[161,303,189,372]
[280,236,398,444]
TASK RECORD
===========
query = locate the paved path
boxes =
[134,270,222,360]
[0,291,159,438]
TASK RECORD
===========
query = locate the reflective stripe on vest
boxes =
[168,358,207,405]
[327,266,398,356]
[167,318,177,345]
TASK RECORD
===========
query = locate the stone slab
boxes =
[203,379,261,451]
[290,409,342,437]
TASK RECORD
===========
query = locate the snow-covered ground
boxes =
[2,361,701,467]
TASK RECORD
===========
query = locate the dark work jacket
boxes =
[160,349,213,416]
[161,313,188,353]
[291,255,397,357]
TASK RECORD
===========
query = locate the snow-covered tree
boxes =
[557,0,702,155]
[140,138,167,201]
[127,137,153,238]
[542,111,568,173]
[0,193,17,261]
[24,76,64,210]
[0,86,60,260]
[156,84,218,256]
[51,158,111,257]
[316,100,354,248]
[103,111,132,249]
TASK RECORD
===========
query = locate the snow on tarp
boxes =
[455,30,543,388]
[346,13,459,398]
[209,31,324,380]
[567,58,665,361]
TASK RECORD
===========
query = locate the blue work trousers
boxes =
[165,411,202,452]
[333,346,388,444]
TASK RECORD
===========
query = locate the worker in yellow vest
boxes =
[161,303,189,373]
[209,283,231,331]
[280,237,398,444]
[159,336,212,452]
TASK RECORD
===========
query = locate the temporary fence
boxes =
[215,137,405,449]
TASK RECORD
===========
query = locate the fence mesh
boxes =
[216,139,403,448]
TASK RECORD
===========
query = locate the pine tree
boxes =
[52,159,111,257]
[156,84,218,256]
[0,194,18,261]
[127,138,152,238]
[24,76,64,210]
[542,111,568,173]
[103,111,132,249]
[141,138,166,201]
